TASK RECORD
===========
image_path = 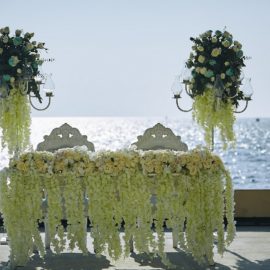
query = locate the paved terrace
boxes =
[0,226,270,270]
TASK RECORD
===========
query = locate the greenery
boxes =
[186,29,249,106]
[0,26,47,102]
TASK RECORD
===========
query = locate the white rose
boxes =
[200,67,207,75]
[26,43,34,50]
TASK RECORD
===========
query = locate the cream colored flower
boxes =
[211,48,221,57]
[195,67,201,73]
[233,46,239,52]
[222,40,231,48]
[199,67,207,75]
[198,55,205,63]
[26,43,34,51]
[212,37,218,43]
[220,73,226,79]
[197,46,204,52]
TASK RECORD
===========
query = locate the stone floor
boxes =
[0,227,270,270]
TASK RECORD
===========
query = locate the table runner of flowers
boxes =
[0,147,235,267]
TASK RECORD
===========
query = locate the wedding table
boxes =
[0,147,235,268]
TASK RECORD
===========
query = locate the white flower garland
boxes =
[0,88,31,155]
[0,148,235,267]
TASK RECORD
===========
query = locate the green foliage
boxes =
[0,26,47,101]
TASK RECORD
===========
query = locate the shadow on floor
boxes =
[1,252,112,270]
[131,251,231,270]
[226,249,270,270]
[1,249,270,270]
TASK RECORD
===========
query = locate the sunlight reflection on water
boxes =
[1,117,269,189]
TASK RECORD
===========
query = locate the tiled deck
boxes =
[0,227,270,270]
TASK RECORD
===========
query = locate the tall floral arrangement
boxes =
[185,29,249,149]
[0,26,47,154]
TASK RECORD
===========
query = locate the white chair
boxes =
[132,123,188,249]
[36,123,95,250]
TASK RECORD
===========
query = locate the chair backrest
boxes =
[132,123,188,151]
[36,123,95,152]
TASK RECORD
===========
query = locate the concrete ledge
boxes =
[234,189,270,218]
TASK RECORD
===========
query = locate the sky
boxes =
[1,0,270,118]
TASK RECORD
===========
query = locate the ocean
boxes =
[1,117,269,189]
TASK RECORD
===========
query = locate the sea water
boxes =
[0,117,269,189]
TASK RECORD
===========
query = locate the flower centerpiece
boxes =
[0,26,47,154]
[185,29,250,149]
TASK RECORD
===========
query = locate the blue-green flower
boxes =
[226,68,234,76]
[3,74,11,81]
[205,70,214,78]
[237,50,243,58]
[209,59,216,66]
[13,37,22,46]
[32,62,38,69]
[8,56,20,67]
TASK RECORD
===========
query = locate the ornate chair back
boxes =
[37,123,95,152]
[132,123,188,151]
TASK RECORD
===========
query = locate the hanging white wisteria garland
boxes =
[0,147,235,267]
[0,88,31,155]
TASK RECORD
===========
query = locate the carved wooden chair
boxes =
[36,123,95,250]
[132,123,188,249]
